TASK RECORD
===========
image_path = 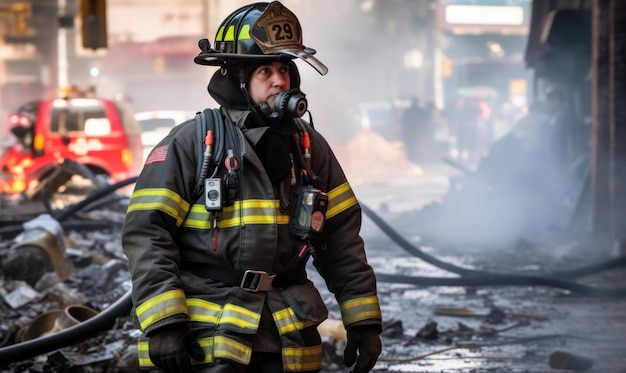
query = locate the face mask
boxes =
[259,89,308,119]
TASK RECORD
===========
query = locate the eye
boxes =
[254,66,270,77]
[280,65,289,74]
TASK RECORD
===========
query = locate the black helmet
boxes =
[194,1,328,75]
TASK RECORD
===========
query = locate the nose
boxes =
[272,70,288,89]
[273,75,287,88]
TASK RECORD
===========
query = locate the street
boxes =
[319,159,626,373]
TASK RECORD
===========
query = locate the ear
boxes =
[288,60,301,89]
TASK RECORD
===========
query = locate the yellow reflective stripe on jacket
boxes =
[138,340,214,368]
[273,307,316,335]
[219,199,289,228]
[283,344,323,372]
[187,298,261,331]
[127,188,190,226]
[214,335,252,364]
[325,182,358,219]
[187,298,220,324]
[138,321,321,371]
[220,303,261,330]
[340,296,382,326]
[136,289,188,331]
[181,204,214,229]
[137,341,155,367]
[181,200,290,229]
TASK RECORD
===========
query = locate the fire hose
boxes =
[0,290,132,365]
[0,177,137,365]
[360,203,626,297]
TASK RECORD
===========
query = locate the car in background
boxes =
[348,99,457,162]
[134,110,196,161]
[0,86,144,197]
[348,100,407,142]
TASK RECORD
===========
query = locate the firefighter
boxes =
[121,2,383,373]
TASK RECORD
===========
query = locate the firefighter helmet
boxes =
[194,1,328,75]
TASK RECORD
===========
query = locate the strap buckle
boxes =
[240,270,276,292]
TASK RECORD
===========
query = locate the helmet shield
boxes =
[194,1,327,75]
[250,1,302,54]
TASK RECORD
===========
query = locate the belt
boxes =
[182,261,307,292]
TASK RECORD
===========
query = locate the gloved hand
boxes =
[344,326,382,373]
[148,323,204,373]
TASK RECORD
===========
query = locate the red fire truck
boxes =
[0,86,144,197]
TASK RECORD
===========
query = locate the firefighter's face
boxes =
[248,62,291,106]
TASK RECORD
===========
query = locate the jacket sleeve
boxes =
[307,127,383,332]
[121,121,199,336]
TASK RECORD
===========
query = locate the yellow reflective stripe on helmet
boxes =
[224,25,236,41]
[182,204,214,229]
[219,199,289,228]
[283,344,323,372]
[138,338,215,368]
[273,307,315,335]
[340,296,382,326]
[136,289,188,331]
[216,25,225,41]
[220,303,261,330]
[214,335,251,365]
[127,188,190,226]
[187,298,221,324]
[239,24,251,40]
[325,182,358,219]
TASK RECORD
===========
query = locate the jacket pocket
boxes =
[281,281,328,324]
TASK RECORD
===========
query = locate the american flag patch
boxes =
[145,145,169,165]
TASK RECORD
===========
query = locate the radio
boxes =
[204,178,223,211]
[289,184,328,241]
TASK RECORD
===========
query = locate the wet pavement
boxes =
[336,162,626,373]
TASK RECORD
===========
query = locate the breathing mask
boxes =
[260,89,308,119]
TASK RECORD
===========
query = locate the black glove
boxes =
[148,323,205,373]
[344,326,382,373]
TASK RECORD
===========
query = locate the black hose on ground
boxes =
[374,273,626,297]
[0,177,138,365]
[54,176,138,222]
[361,203,626,297]
[0,177,138,239]
[0,290,132,366]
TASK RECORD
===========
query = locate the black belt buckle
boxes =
[240,270,275,292]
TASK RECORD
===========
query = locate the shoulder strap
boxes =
[291,118,319,183]
[194,110,208,180]
[193,108,226,199]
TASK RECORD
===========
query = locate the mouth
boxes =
[266,92,280,105]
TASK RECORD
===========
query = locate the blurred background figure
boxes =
[446,97,483,167]
[401,96,433,165]
[545,88,573,169]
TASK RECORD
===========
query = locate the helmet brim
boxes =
[280,49,328,76]
[194,48,328,76]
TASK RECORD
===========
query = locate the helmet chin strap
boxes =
[238,64,282,120]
